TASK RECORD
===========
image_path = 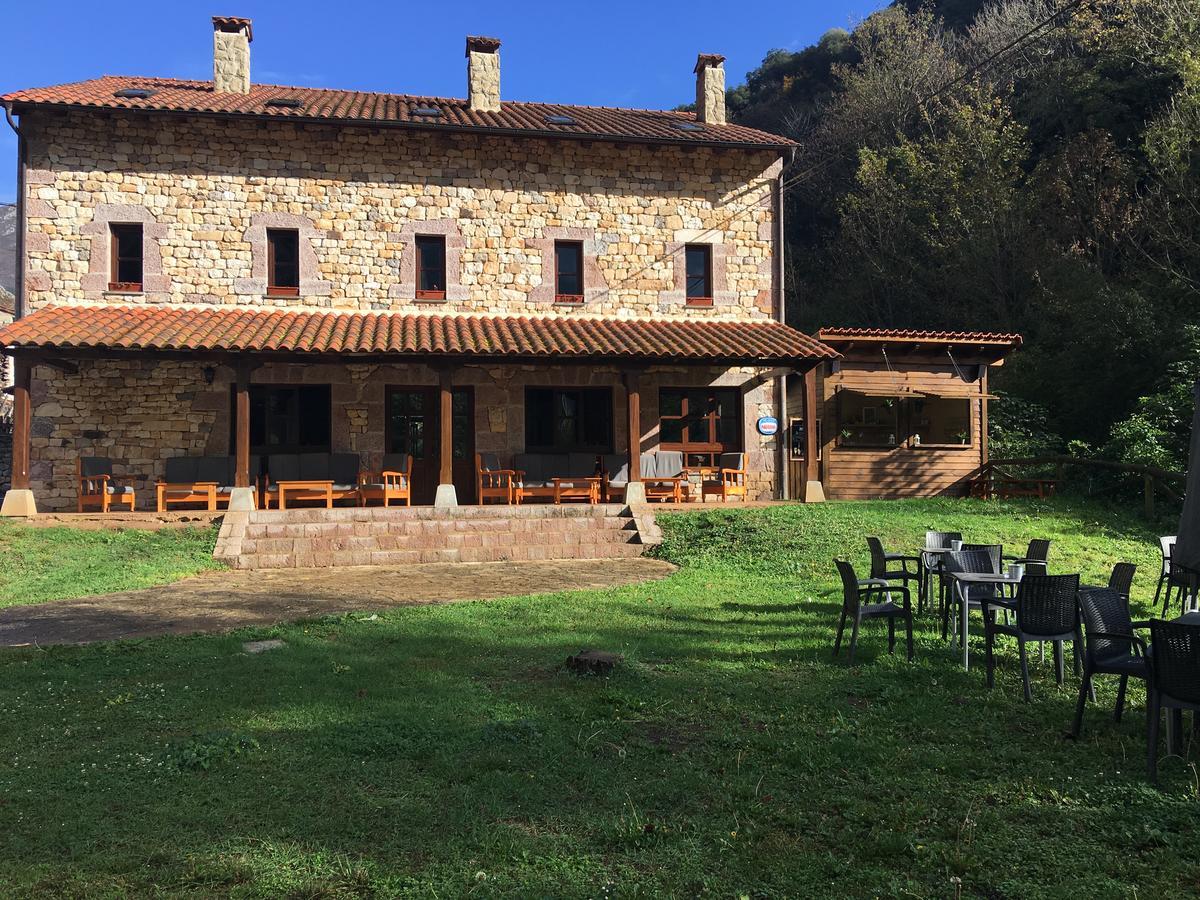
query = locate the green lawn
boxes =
[0,521,222,608]
[0,498,1197,897]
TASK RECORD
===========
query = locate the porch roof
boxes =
[0,304,837,365]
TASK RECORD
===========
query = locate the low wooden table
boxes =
[156,481,217,512]
[552,477,600,504]
[271,480,334,510]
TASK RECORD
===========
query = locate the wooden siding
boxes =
[786,362,988,500]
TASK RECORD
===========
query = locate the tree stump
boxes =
[565,649,622,676]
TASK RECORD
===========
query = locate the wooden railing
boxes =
[968,455,1187,518]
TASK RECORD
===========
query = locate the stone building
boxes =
[0,17,834,515]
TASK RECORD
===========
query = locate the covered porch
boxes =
[0,305,835,516]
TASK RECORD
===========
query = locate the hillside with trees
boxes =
[727,0,1199,468]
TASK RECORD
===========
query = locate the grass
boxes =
[0,497,1198,897]
[0,521,222,608]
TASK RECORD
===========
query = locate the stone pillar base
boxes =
[802,481,826,503]
[624,482,646,505]
[0,489,38,517]
[434,483,459,508]
[226,487,257,512]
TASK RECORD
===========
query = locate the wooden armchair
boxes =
[698,452,748,502]
[477,453,519,505]
[359,453,412,507]
[77,456,137,513]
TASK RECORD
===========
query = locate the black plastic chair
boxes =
[942,547,1004,643]
[866,536,921,597]
[832,558,914,665]
[1154,536,1195,617]
[983,573,1082,701]
[1080,562,1137,603]
[921,531,962,617]
[1147,619,1200,781]
[1004,539,1050,575]
[1073,587,1150,737]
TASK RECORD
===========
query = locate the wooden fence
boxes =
[968,455,1187,518]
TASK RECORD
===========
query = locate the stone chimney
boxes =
[212,16,253,94]
[694,53,726,125]
[466,36,501,112]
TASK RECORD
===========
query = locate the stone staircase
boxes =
[214,502,660,570]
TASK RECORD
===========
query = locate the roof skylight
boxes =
[265,97,304,109]
[113,88,157,99]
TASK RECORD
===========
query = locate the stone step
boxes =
[221,504,651,570]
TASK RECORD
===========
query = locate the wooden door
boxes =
[385,386,475,505]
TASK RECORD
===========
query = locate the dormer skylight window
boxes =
[545,114,577,126]
[113,88,156,99]
[265,97,303,109]
[673,121,704,132]
[412,106,442,117]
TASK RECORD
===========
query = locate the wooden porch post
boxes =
[1,356,37,516]
[623,369,644,503]
[234,360,251,488]
[434,364,458,507]
[802,365,825,503]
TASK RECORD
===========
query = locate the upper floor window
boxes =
[685,244,713,305]
[267,228,300,296]
[109,223,143,292]
[554,240,584,303]
[415,235,447,300]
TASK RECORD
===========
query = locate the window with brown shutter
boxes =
[267,228,300,296]
[109,223,143,292]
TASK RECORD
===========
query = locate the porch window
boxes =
[684,244,712,305]
[233,384,331,454]
[525,387,612,452]
[835,390,900,448]
[109,223,143,292]
[415,235,447,300]
[659,387,741,466]
[554,241,584,303]
[267,228,300,296]
[910,396,973,448]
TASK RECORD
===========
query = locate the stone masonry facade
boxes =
[23,110,780,320]
[27,358,779,511]
[17,109,785,509]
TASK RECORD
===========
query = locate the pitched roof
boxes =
[1,76,795,151]
[817,327,1022,348]
[0,305,836,364]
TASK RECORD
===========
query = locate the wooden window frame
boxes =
[524,386,614,453]
[266,228,301,297]
[414,235,447,301]
[907,396,975,450]
[108,222,144,292]
[684,244,713,307]
[553,240,585,305]
[658,387,742,466]
[834,389,902,450]
[789,417,822,461]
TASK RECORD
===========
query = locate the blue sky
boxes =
[0,0,887,203]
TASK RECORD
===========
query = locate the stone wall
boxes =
[27,359,780,511]
[23,110,780,321]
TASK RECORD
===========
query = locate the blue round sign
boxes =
[756,416,779,436]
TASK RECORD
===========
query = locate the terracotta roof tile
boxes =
[2,76,795,150]
[817,327,1022,347]
[0,305,837,363]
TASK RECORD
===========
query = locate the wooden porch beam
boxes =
[9,358,30,491]
[623,369,642,484]
[234,359,252,488]
[438,365,454,486]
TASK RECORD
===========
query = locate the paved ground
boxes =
[0,558,677,647]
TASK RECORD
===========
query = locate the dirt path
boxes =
[0,558,676,647]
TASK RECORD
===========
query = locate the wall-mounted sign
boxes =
[756,416,779,436]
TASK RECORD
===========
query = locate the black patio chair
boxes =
[1154,536,1195,617]
[866,536,921,597]
[1073,587,1150,737]
[1080,562,1137,603]
[832,558,914,665]
[1004,539,1050,576]
[1147,619,1200,781]
[983,573,1082,702]
[942,546,1004,642]
[921,530,962,617]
